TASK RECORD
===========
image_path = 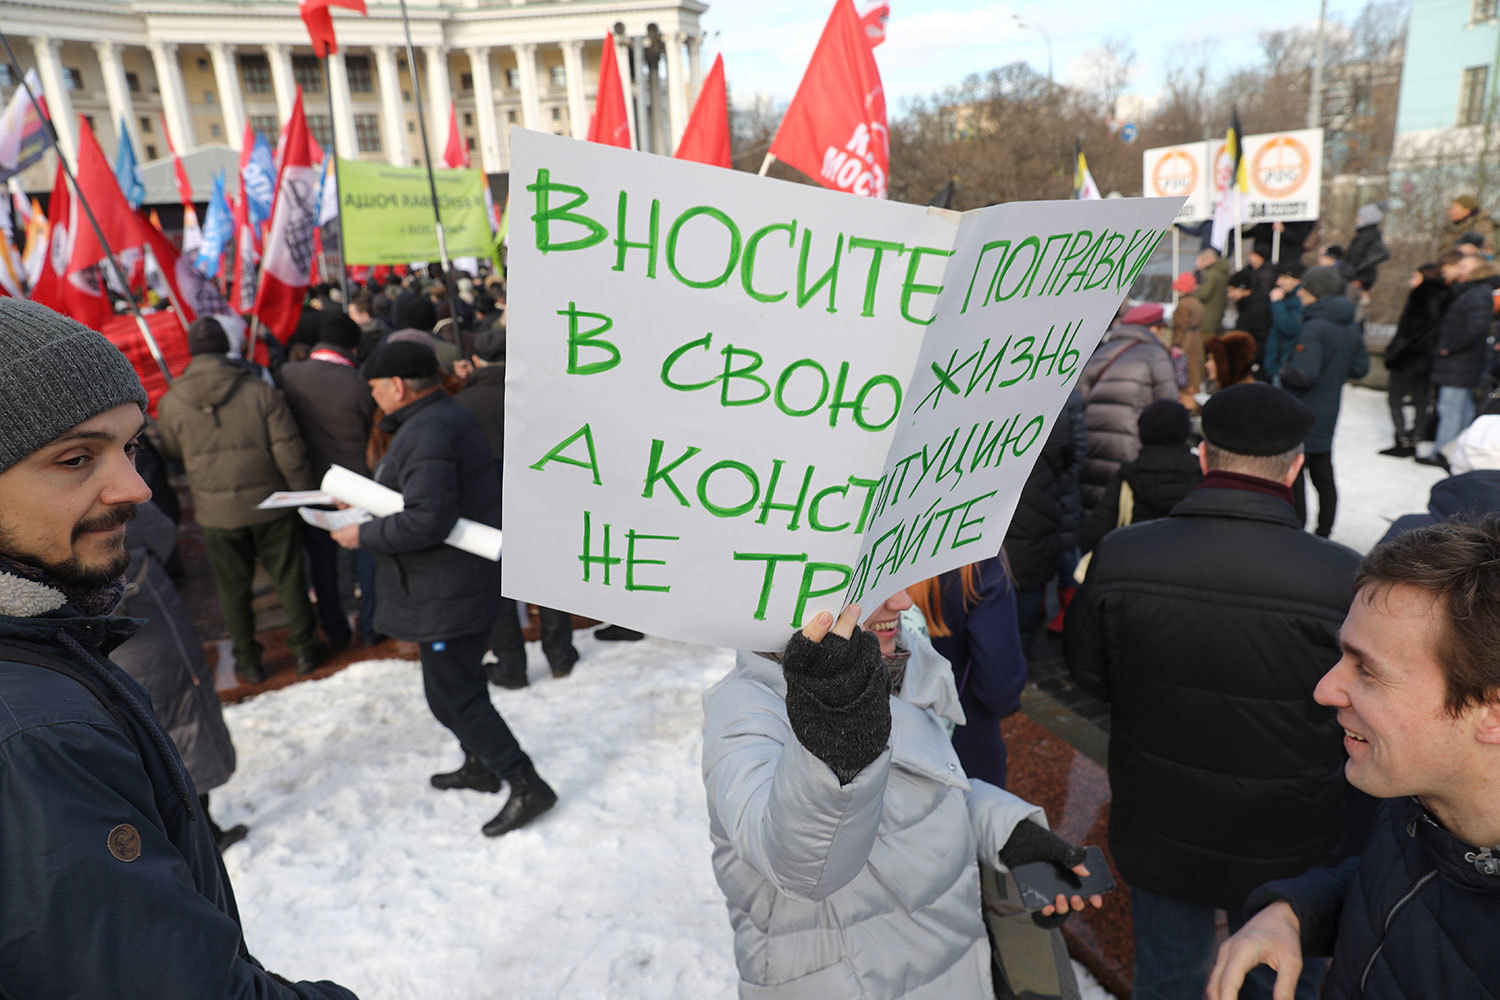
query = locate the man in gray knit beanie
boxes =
[0,298,358,997]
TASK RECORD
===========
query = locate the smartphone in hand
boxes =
[1010,845,1116,912]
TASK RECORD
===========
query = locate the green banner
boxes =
[338,160,493,264]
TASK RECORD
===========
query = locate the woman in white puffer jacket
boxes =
[702,592,1099,999]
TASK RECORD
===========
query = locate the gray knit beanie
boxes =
[0,299,149,473]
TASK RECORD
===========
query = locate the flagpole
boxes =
[1171,227,1180,307]
[758,153,775,177]
[321,54,351,306]
[397,0,463,331]
[0,30,173,386]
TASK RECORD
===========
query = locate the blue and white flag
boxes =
[113,120,146,210]
[243,132,276,225]
[195,171,234,278]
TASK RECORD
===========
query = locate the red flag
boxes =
[161,112,194,207]
[253,92,319,339]
[100,311,191,416]
[586,36,631,148]
[674,54,732,168]
[861,3,890,47]
[229,122,262,313]
[298,0,367,59]
[442,101,469,169]
[28,162,72,315]
[769,0,889,199]
[69,117,143,276]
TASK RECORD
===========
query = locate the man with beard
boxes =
[0,300,355,998]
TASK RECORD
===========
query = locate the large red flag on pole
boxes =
[586,36,631,148]
[69,118,143,275]
[252,92,318,339]
[674,54,731,168]
[28,162,73,315]
[442,101,469,169]
[766,0,889,199]
[298,0,367,58]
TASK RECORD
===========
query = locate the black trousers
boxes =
[491,599,578,672]
[419,631,528,779]
[1386,367,1430,440]
[1293,451,1338,538]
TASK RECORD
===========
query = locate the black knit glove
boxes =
[781,627,891,785]
[999,819,1088,929]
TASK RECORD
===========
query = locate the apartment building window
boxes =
[140,116,151,133]
[1474,0,1499,23]
[145,144,157,159]
[293,55,323,94]
[551,106,561,121]
[241,54,271,93]
[346,55,373,93]
[355,113,381,152]
[505,68,519,89]
[307,113,333,149]
[83,114,95,131]
[197,58,209,71]
[407,121,415,132]
[204,90,216,105]
[463,112,473,126]
[550,65,566,88]
[65,68,84,90]
[209,123,221,138]
[466,136,475,151]
[460,72,474,92]
[249,114,279,139]
[507,110,517,123]
[125,71,141,94]
[1460,65,1490,126]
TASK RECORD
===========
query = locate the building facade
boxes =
[1391,0,1500,168]
[0,0,709,197]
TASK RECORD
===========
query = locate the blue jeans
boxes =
[1131,887,1328,1000]
[1434,384,1476,454]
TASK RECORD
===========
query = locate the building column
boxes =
[423,44,451,158]
[631,35,649,152]
[372,44,409,166]
[466,47,501,172]
[30,36,77,163]
[561,39,586,140]
[514,42,542,134]
[265,43,295,124]
[206,42,245,150]
[327,50,356,158]
[93,41,141,157]
[687,35,703,105]
[149,41,195,149]
[616,35,639,149]
[665,31,688,150]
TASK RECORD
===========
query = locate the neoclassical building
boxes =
[0,0,710,196]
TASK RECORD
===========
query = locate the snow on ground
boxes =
[216,383,1438,1000]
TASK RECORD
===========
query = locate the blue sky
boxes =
[702,0,1379,114]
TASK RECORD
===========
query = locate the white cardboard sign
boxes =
[502,129,1183,650]
[1238,128,1323,224]
[1142,141,1212,223]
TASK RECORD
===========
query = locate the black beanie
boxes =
[321,312,362,350]
[362,340,438,379]
[403,298,437,332]
[1138,399,1191,445]
[1201,383,1315,455]
[187,317,230,356]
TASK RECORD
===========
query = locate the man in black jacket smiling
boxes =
[1210,516,1500,1000]
[1065,383,1362,1000]
[332,339,556,838]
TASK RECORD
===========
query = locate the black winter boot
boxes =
[481,761,557,837]
[1379,436,1416,457]
[431,754,502,793]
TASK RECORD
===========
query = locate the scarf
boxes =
[1198,469,1296,507]
[0,555,125,617]
[309,347,357,369]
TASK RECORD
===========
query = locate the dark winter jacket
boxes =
[1077,324,1178,510]
[1266,290,1303,379]
[1281,294,1371,453]
[1002,404,1074,589]
[359,390,502,642]
[1230,266,1273,343]
[1194,257,1232,334]
[928,558,1027,789]
[1377,470,1500,545]
[1064,481,1361,910]
[1080,443,1203,554]
[455,362,506,467]
[1432,270,1500,388]
[1245,797,1500,999]
[1382,279,1449,375]
[0,572,355,999]
[156,354,315,529]
[112,501,236,792]
[1058,388,1086,556]
[278,344,378,479]
[1344,223,1389,290]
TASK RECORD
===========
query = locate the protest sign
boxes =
[503,129,1183,650]
[1239,128,1323,223]
[1142,141,1211,223]
[337,160,493,263]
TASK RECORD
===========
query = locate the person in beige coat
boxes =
[157,318,325,682]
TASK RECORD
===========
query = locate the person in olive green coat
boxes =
[1193,246,1232,335]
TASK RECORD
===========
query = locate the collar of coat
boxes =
[0,567,142,650]
[377,386,447,434]
[1172,479,1303,529]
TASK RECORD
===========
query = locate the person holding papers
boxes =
[330,339,557,839]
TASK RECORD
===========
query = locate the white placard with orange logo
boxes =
[1142,142,1211,222]
[1240,128,1323,223]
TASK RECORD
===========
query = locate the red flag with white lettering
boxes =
[768,0,889,199]
[298,0,367,58]
[674,54,731,168]
[252,93,318,339]
[586,36,631,148]
[861,3,890,47]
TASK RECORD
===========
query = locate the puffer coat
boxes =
[702,633,1043,999]
[1077,324,1177,510]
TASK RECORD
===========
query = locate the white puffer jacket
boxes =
[702,632,1044,999]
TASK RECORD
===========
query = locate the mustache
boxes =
[74,504,138,540]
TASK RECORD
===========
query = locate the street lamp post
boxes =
[1012,15,1053,84]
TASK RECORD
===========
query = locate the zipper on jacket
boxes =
[1357,869,1437,994]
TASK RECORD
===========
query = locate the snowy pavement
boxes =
[215,385,1437,1000]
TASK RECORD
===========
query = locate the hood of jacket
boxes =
[0,567,142,651]
[173,355,251,412]
[1427,470,1500,520]
[1303,293,1357,325]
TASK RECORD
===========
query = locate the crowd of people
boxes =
[1,188,1499,999]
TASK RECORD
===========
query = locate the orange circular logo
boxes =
[1251,136,1311,198]
[1150,149,1199,198]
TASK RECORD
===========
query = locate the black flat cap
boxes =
[362,339,438,380]
[1201,383,1315,456]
